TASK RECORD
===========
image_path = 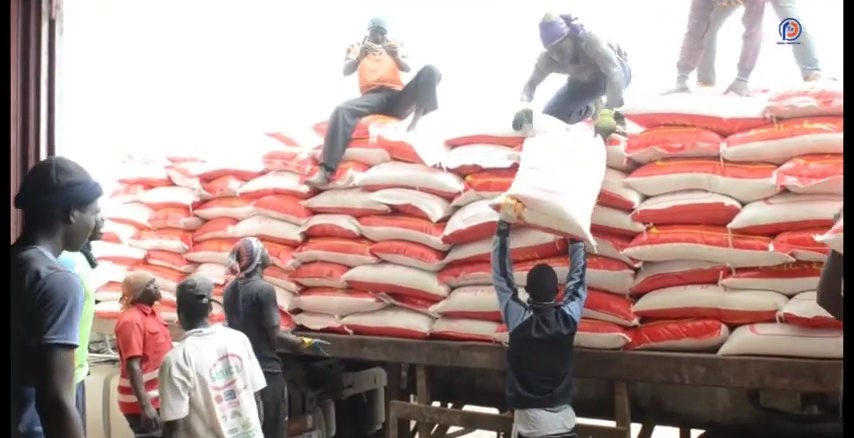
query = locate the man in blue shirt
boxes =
[11,157,103,438]
[491,206,589,438]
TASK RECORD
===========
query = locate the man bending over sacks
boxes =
[306,17,441,188]
[491,200,590,438]
[512,13,631,141]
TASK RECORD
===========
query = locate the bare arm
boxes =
[581,33,626,109]
[816,251,843,321]
[343,43,364,76]
[35,347,84,438]
[127,357,156,413]
[521,52,555,102]
[279,331,307,351]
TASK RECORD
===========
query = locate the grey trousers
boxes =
[320,65,441,172]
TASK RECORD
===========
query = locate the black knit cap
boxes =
[14,156,103,210]
[525,263,559,303]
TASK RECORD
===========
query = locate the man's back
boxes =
[222,277,282,373]
[159,325,266,437]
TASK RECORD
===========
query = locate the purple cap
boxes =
[539,14,570,49]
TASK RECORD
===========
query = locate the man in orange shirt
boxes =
[114,272,173,437]
[306,17,441,188]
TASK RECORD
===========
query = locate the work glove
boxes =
[512,108,534,133]
[300,336,331,356]
[593,109,625,140]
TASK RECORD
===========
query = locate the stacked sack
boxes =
[619,82,843,359]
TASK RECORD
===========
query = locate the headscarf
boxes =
[120,272,156,311]
[227,237,266,278]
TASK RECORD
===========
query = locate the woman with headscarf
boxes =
[114,272,172,437]
[222,237,329,438]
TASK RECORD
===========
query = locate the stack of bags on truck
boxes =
[619,81,843,359]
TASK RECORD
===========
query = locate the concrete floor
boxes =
[84,362,703,438]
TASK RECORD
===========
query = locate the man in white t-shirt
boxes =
[158,275,267,438]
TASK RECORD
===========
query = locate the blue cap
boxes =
[368,17,388,33]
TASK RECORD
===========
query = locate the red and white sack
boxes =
[584,289,638,327]
[575,320,632,350]
[443,228,566,266]
[490,128,606,244]
[201,175,245,199]
[252,195,314,225]
[131,264,187,293]
[278,309,296,332]
[193,158,265,183]
[627,319,730,351]
[323,138,391,167]
[763,81,844,119]
[137,186,197,211]
[149,207,203,231]
[356,162,465,199]
[429,105,530,149]
[192,218,239,242]
[631,260,728,296]
[815,215,843,254]
[632,191,742,226]
[358,215,449,251]
[593,232,639,268]
[302,189,391,217]
[261,241,298,271]
[290,262,350,288]
[452,169,516,208]
[624,159,779,203]
[301,161,369,190]
[623,225,794,267]
[720,262,821,296]
[165,160,210,190]
[727,192,841,235]
[441,200,498,245]
[778,291,843,330]
[369,188,453,223]
[774,154,844,195]
[90,240,146,267]
[104,203,153,230]
[294,288,388,317]
[584,256,636,295]
[237,171,313,199]
[273,286,297,312]
[293,312,351,335]
[773,229,831,262]
[293,237,380,267]
[632,284,789,325]
[194,197,257,221]
[301,214,361,239]
[438,144,519,176]
[626,126,722,164]
[341,307,435,339]
[438,262,495,288]
[229,215,304,246]
[195,263,229,285]
[264,266,302,293]
[722,117,844,164]
[92,301,123,334]
[343,263,450,302]
[128,229,192,253]
[621,93,767,136]
[101,221,137,245]
[591,205,644,236]
[598,168,643,212]
[109,184,146,204]
[294,238,378,267]
[430,318,499,343]
[91,262,130,292]
[369,240,446,272]
[94,282,123,303]
[120,162,172,187]
[604,135,637,172]
[377,293,438,317]
[184,238,238,265]
[430,286,504,322]
[717,323,842,359]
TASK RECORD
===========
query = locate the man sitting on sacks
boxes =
[512,13,630,141]
[491,199,590,438]
[306,17,442,188]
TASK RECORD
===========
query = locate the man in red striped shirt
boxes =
[114,272,173,437]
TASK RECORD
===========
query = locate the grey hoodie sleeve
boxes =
[580,33,626,109]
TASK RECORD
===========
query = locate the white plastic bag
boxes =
[490,117,606,245]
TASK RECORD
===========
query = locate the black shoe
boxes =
[305,168,330,188]
[512,108,534,132]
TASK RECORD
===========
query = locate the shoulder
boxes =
[115,308,142,328]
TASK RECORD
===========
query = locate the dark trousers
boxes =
[320,64,441,172]
[260,372,289,438]
[543,59,631,125]
[518,433,578,438]
[124,411,162,438]
[75,380,87,436]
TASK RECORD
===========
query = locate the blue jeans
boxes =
[543,59,632,125]
[76,380,87,436]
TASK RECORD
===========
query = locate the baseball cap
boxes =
[176,275,219,307]
[14,156,103,210]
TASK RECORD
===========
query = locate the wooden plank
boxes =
[389,401,513,434]
[575,423,632,438]
[287,333,842,392]
[415,365,433,438]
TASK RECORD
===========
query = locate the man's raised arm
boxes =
[560,240,588,325]
[491,220,527,330]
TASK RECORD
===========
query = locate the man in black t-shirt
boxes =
[223,237,329,438]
